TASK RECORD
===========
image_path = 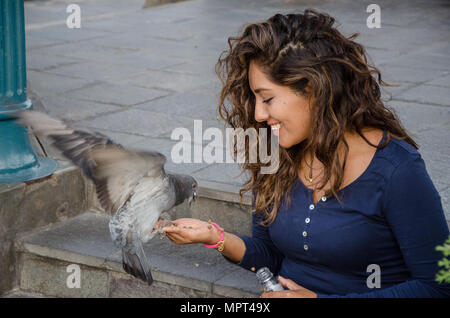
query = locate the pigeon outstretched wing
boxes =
[16,110,167,215]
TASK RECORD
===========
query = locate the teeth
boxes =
[271,123,281,130]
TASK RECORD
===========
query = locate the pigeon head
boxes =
[169,173,198,207]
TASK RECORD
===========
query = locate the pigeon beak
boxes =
[189,190,197,207]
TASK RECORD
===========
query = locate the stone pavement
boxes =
[24,0,450,221]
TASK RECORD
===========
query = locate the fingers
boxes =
[165,232,184,244]
[153,219,175,230]
[278,276,300,290]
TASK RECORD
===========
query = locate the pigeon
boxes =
[16,110,198,285]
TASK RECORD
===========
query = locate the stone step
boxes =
[14,211,261,298]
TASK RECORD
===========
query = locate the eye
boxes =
[192,183,197,189]
[263,97,274,104]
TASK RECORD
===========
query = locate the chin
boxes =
[279,136,304,149]
[278,138,292,149]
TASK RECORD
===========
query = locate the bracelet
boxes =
[202,220,225,251]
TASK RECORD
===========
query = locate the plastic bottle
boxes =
[256,267,284,292]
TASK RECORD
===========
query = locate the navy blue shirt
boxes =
[229,130,450,297]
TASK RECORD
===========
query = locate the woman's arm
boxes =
[319,154,450,298]
[220,231,247,263]
[160,192,284,274]
[160,218,247,263]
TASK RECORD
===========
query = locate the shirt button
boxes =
[305,217,310,223]
[321,196,327,202]
[309,204,315,210]
[304,244,309,251]
[302,231,307,237]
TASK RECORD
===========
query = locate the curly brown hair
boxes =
[215,9,418,226]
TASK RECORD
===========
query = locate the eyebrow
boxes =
[254,88,271,94]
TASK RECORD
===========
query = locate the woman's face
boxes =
[248,60,313,148]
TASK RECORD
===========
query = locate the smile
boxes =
[270,123,281,130]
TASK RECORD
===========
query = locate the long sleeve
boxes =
[222,191,284,275]
[318,154,450,298]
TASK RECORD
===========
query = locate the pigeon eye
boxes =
[192,184,197,189]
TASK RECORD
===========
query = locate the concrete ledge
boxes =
[143,0,192,9]
[0,162,91,295]
[15,212,260,298]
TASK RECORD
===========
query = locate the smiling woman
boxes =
[248,60,313,146]
[159,9,450,298]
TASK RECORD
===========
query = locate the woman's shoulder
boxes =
[374,131,428,186]
[377,131,422,169]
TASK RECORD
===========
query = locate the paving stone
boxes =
[26,51,81,72]
[45,61,145,82]
[361,27,450,55]
[121,69,216,93]
[64,82,170,106]
[395,84,450,107]
[426,73,450,88]
[27,27,110,43]
[439,186,450,222]
[31,40,133,62]
[135,91,221,121]
[386,100,450,133]
[414,125,450,204]
[25,32,69,50]
[76,108,196,138]
[378,64,449,85]
[164,58,221,76]
[39,95,122,122]
[383,52,450,72]
[381,82,418,101]
[94,50,187,71]
[27,70,97,98]
[213,266,261,297]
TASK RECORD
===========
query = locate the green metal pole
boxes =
[0,0,56,183]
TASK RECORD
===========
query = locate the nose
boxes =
[254,100,270,123]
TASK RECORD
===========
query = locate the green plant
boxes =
[435,235,450,284]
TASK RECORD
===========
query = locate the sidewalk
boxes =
[24,0,450,221]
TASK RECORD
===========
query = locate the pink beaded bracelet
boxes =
[202,221,224,249]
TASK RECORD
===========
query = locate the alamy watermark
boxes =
[66,264,81,289]
[366,4,381,29]
[366,264,381,288]
[171,120,280,174]
[66,4,81,29]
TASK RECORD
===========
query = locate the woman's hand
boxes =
[153,218,221,245]
[260,276,317,298]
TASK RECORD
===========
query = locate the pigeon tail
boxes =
[121,240,153,285]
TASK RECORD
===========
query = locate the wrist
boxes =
[206,224,222,245]
[202,220,225,251]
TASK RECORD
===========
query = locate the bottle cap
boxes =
[256,267,273,284]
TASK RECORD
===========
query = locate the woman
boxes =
[155,10,450,297]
